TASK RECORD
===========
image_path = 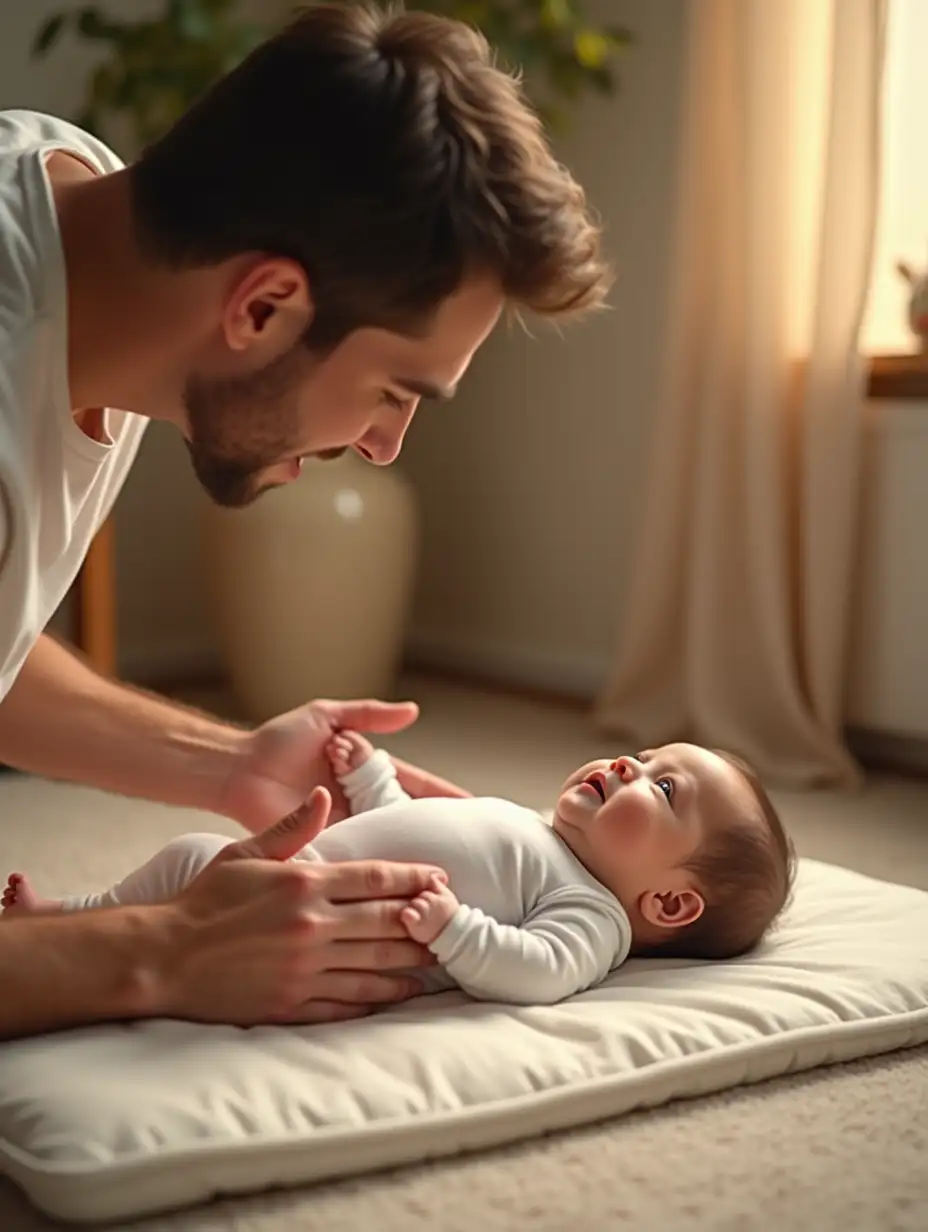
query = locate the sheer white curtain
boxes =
[595,0,887,786]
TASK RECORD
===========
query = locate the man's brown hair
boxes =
[647,752,797,961]
[128,1,611,351]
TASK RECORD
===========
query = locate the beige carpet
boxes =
[1,674,927,1231]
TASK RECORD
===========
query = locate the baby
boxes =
[2,736,796,1005]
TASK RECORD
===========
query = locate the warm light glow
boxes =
[861,0,928,354]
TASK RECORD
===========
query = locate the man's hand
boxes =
[161,787,449,1025]
[219,698,470,833]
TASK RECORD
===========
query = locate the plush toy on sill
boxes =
[896,257,928,351]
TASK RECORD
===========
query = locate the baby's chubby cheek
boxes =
[597,795,652,847]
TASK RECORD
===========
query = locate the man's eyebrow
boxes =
[393,377,457,401]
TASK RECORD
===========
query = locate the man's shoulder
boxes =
[0,110,124,174]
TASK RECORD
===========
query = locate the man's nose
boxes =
[358,409,416,466]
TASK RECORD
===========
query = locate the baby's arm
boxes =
[401,882,624,1005]
[328,731,412,814]
[62,833,230,911]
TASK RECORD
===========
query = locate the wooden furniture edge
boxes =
[868,352,928,400]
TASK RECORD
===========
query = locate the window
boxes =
[861,0,928,355]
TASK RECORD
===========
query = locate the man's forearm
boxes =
[0,906,176,1040]
[0,634,245,812]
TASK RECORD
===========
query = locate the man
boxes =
[0,3,609,1038]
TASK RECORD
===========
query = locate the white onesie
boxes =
[63,752,632,1005]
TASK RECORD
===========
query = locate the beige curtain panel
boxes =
[596,0,887,787]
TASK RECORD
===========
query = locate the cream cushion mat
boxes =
[1,857,926,1226]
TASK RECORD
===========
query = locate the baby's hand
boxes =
[326,730,376,778]
[400,874,459,945]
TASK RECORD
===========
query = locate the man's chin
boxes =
[199,474,269,509]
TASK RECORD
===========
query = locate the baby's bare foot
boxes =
[1,873,63,918]
[327,730,376,778]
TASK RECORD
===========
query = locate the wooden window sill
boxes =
[867,352,928,400]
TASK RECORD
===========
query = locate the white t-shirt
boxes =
[0,109,148,698]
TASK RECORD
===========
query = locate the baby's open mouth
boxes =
[583,775,606,802]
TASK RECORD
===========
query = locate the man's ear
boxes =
[221,257,312,354]
[638,886,705,931]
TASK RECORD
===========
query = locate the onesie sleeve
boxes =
[427,886,631,1005]
[338,748,413,815]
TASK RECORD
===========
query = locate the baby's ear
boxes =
[639,887,705,931]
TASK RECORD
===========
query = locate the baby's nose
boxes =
[608,753,635,783]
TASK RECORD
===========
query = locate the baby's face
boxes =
[553,743,755,914]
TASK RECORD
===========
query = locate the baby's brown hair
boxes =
[646,751,796,961]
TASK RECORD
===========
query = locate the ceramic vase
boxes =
[203,452,419,721]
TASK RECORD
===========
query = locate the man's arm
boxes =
[0,635,468,829]
[0,906,175,1039]
[0,793,446,1040]
[0,633,242,813]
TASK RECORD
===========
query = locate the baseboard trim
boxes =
[847,726,928,777]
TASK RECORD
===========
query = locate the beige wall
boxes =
[403,0,686,697]
[1,0,685,691]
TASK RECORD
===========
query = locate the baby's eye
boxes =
[657,777,674,802]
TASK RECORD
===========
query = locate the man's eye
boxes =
[657,777,674,802]
[381,390,408,411]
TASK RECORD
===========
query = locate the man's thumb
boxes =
[230,787,331,863]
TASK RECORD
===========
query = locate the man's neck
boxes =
[47,155,192,426]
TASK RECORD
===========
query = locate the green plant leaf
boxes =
[604,24,634,49]
[76,7,121,42]
[539,0,571,32]
[171,0,213,42]
[32,13,67,57]
[573,30,608,69]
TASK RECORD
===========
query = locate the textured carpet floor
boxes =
[1,675,927,1231]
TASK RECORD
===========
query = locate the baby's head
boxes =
[553,743,795,959]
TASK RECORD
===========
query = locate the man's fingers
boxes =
[322,898,412,939]
[322,699,419,735]
[325,860,449,903]
[392,756,471,800]
[229,788,331,862]
[298,971,423,1005]
[326,938,433,970]
[275,1001,375,1025]
[272,967,427,1024]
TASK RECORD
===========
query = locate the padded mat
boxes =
[1,858,926,1225]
